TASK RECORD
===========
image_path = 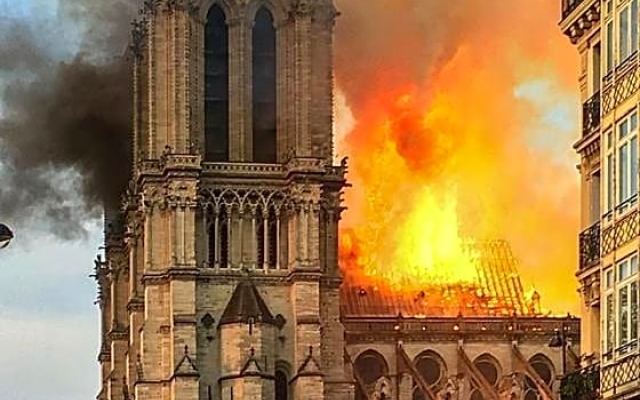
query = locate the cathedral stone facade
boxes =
[94,1,581,399]
[95,1,349,399]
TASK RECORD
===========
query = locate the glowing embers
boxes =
[341,240,542,317]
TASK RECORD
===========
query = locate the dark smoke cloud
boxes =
[0,0,138,238]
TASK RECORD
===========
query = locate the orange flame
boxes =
[335,1,581,315]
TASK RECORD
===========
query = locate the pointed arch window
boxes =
[252,7,277,163]
[205,5,229,161]
[275,369,288,400]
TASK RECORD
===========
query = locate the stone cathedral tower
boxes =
[94,1,352,400]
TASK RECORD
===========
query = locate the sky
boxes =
[0,1,580,399]
[0,1,101,399]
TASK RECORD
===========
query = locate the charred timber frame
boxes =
[457,346,501,400]
[396,342,438,400]
[511,343,556,400]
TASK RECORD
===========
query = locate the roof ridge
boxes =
[219,277,276,326]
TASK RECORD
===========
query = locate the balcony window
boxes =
[605,291,615,359]
[607,21,614,73]
[604,254,640,358]
[590,171,601,224]
[618,1,639,63]
[619,285,629,347]
[605,113,640,217]
[604,129,614,216]
[593,43,601,93]
[617,112,639,210]
[606,268,614,288]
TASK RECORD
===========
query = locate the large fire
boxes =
[334,1,581,316]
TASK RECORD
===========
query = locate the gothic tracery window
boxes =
[468,354,501,400]
[267,207,278,268]
[354,350,388,400]
[252,7,277,163]
[219,207,230,268]
[256,208,265,269]
[524,354,554,400]
[205,4,229,161]
[412,351,446,400]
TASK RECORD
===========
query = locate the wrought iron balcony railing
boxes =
[601,353,640,395]
[582,92,600,137]
[562,0,586,19]
[579,222,600,270]
[601,208,640,256]
[560,363,600,400]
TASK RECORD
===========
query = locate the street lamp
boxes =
[549,323,569,376]
[0,223,14,249]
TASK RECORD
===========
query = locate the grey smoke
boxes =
[0,0,138,238]
[0,0,493,239]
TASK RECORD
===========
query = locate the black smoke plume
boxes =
[0,0,138,238]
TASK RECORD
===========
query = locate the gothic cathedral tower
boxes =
[94,1,352,399]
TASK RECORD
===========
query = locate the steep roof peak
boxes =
[219,278,275,327]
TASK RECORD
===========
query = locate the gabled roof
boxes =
[174,346,199,378]
[219,279,275,327]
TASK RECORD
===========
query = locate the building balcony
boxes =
[601,352,640,397]
[559,362,600,400]
[562,0,586,20]
[602,52,640,116]
[579,222,600,271]
[582,92,600,137]
[601,207,639,256]
[560,0,600,45]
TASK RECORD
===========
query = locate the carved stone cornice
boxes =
[127,297,145,312]
[578,272,601,308]
[344,317,580,344]
[573,131,600,159]
[560,0,600,45]
[142,267,200,285]
[108,327,130,342]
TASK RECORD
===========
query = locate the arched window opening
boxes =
[219,207,229,268]
[354,350,388,400]
[207,211,216,267]
[524,354,554,399]
[205,5,229,161]
[267,207,278,269]
[411,351,446,400]
[473,355,500,387]
[415,351,445,387]
[529,354,554,385]
[275,370,288,400]
[256,208,265,269]
[252,7,277,163]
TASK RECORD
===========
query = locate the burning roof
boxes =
[341,240,541,318]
